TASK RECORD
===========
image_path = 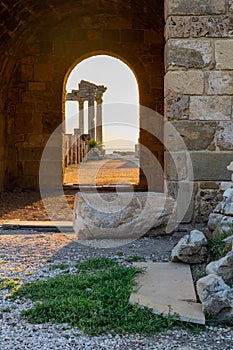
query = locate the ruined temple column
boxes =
[88,94,95,140]
[78,99,84,135]
[96,97,103,144]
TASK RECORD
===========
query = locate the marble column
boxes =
[78,99,84,135]
[88,94,95,140]
[96,97,103,144]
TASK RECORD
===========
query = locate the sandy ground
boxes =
[64,158,139,185]
[0,159,139,223]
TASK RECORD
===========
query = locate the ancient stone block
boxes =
[14,114,34,133]
[28,82,46,91]
[191,16,233,38]
[165,71,204,96]
[39,41,53,54]
[19,147,43,162]
[25,134,49,147]
[103,29,120,41]
[164,152,187,181]
[167,121,216,151]
[206,71,233,94]
[197,274,230,302]
[167,0,226,15]
[215,40,233,69]
[23,161,40,176]
[166,39,213,69]
[190,96,232,121]
[200,182,220,190]
[16,103,35,113]
[206,252,233,283]
[195,190,223,223]
[121,30,144,42]
[34,64,53,81]
[171,230,207,264]
[190,152,233,181]
[165,94,189,120]
[167,181,197,223]
[73,192,176,239]
[165,16,191,39]
[216,121,233,150]
[20,64,33,81]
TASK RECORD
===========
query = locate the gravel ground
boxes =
[0,231,232,350]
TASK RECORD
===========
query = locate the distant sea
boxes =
[105,148,135,155]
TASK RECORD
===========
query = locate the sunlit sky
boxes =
[65,55,139,150]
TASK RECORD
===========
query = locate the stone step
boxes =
[1,221,73,233]
[130,262,205,325]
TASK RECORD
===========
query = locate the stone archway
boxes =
[0,0,165,192]
[62,50,164,190]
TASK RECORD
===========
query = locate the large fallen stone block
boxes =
[197,274,233,322]
[171,230,207,264]
[206,252,233,283]
[73,192,176,239]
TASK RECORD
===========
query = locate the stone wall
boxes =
[165,0,233,222]
[0,0,164,191]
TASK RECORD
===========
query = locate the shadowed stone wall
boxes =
[0,0,164,191]
[164,0,233,222]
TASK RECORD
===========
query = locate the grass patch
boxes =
[207,232,232,261]
[0,277,21,291]
[49,264,69,270]
[8,258,195,336]
[125,255,146,263]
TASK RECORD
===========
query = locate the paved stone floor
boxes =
[130,262,205,324]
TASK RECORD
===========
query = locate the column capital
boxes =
[96,96,103,104]
[79,99,85,106]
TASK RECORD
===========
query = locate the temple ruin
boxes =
[66,80,107,143]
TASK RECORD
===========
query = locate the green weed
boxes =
[10,258,204,336]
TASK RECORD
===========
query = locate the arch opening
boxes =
[63,54,140,188]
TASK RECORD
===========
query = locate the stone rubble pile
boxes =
[195,162,233,322]
[208,162,233,238]
[171,162,233,322]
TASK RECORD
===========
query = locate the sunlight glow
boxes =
[65,55,139,151]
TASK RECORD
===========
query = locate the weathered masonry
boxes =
[165,0,233,222]
[0,0,232,223]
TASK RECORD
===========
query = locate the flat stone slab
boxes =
[73,192,176,239]
[130,262,205,325]
[1,221,73,232]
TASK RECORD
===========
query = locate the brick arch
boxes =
[0,0,164,191]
